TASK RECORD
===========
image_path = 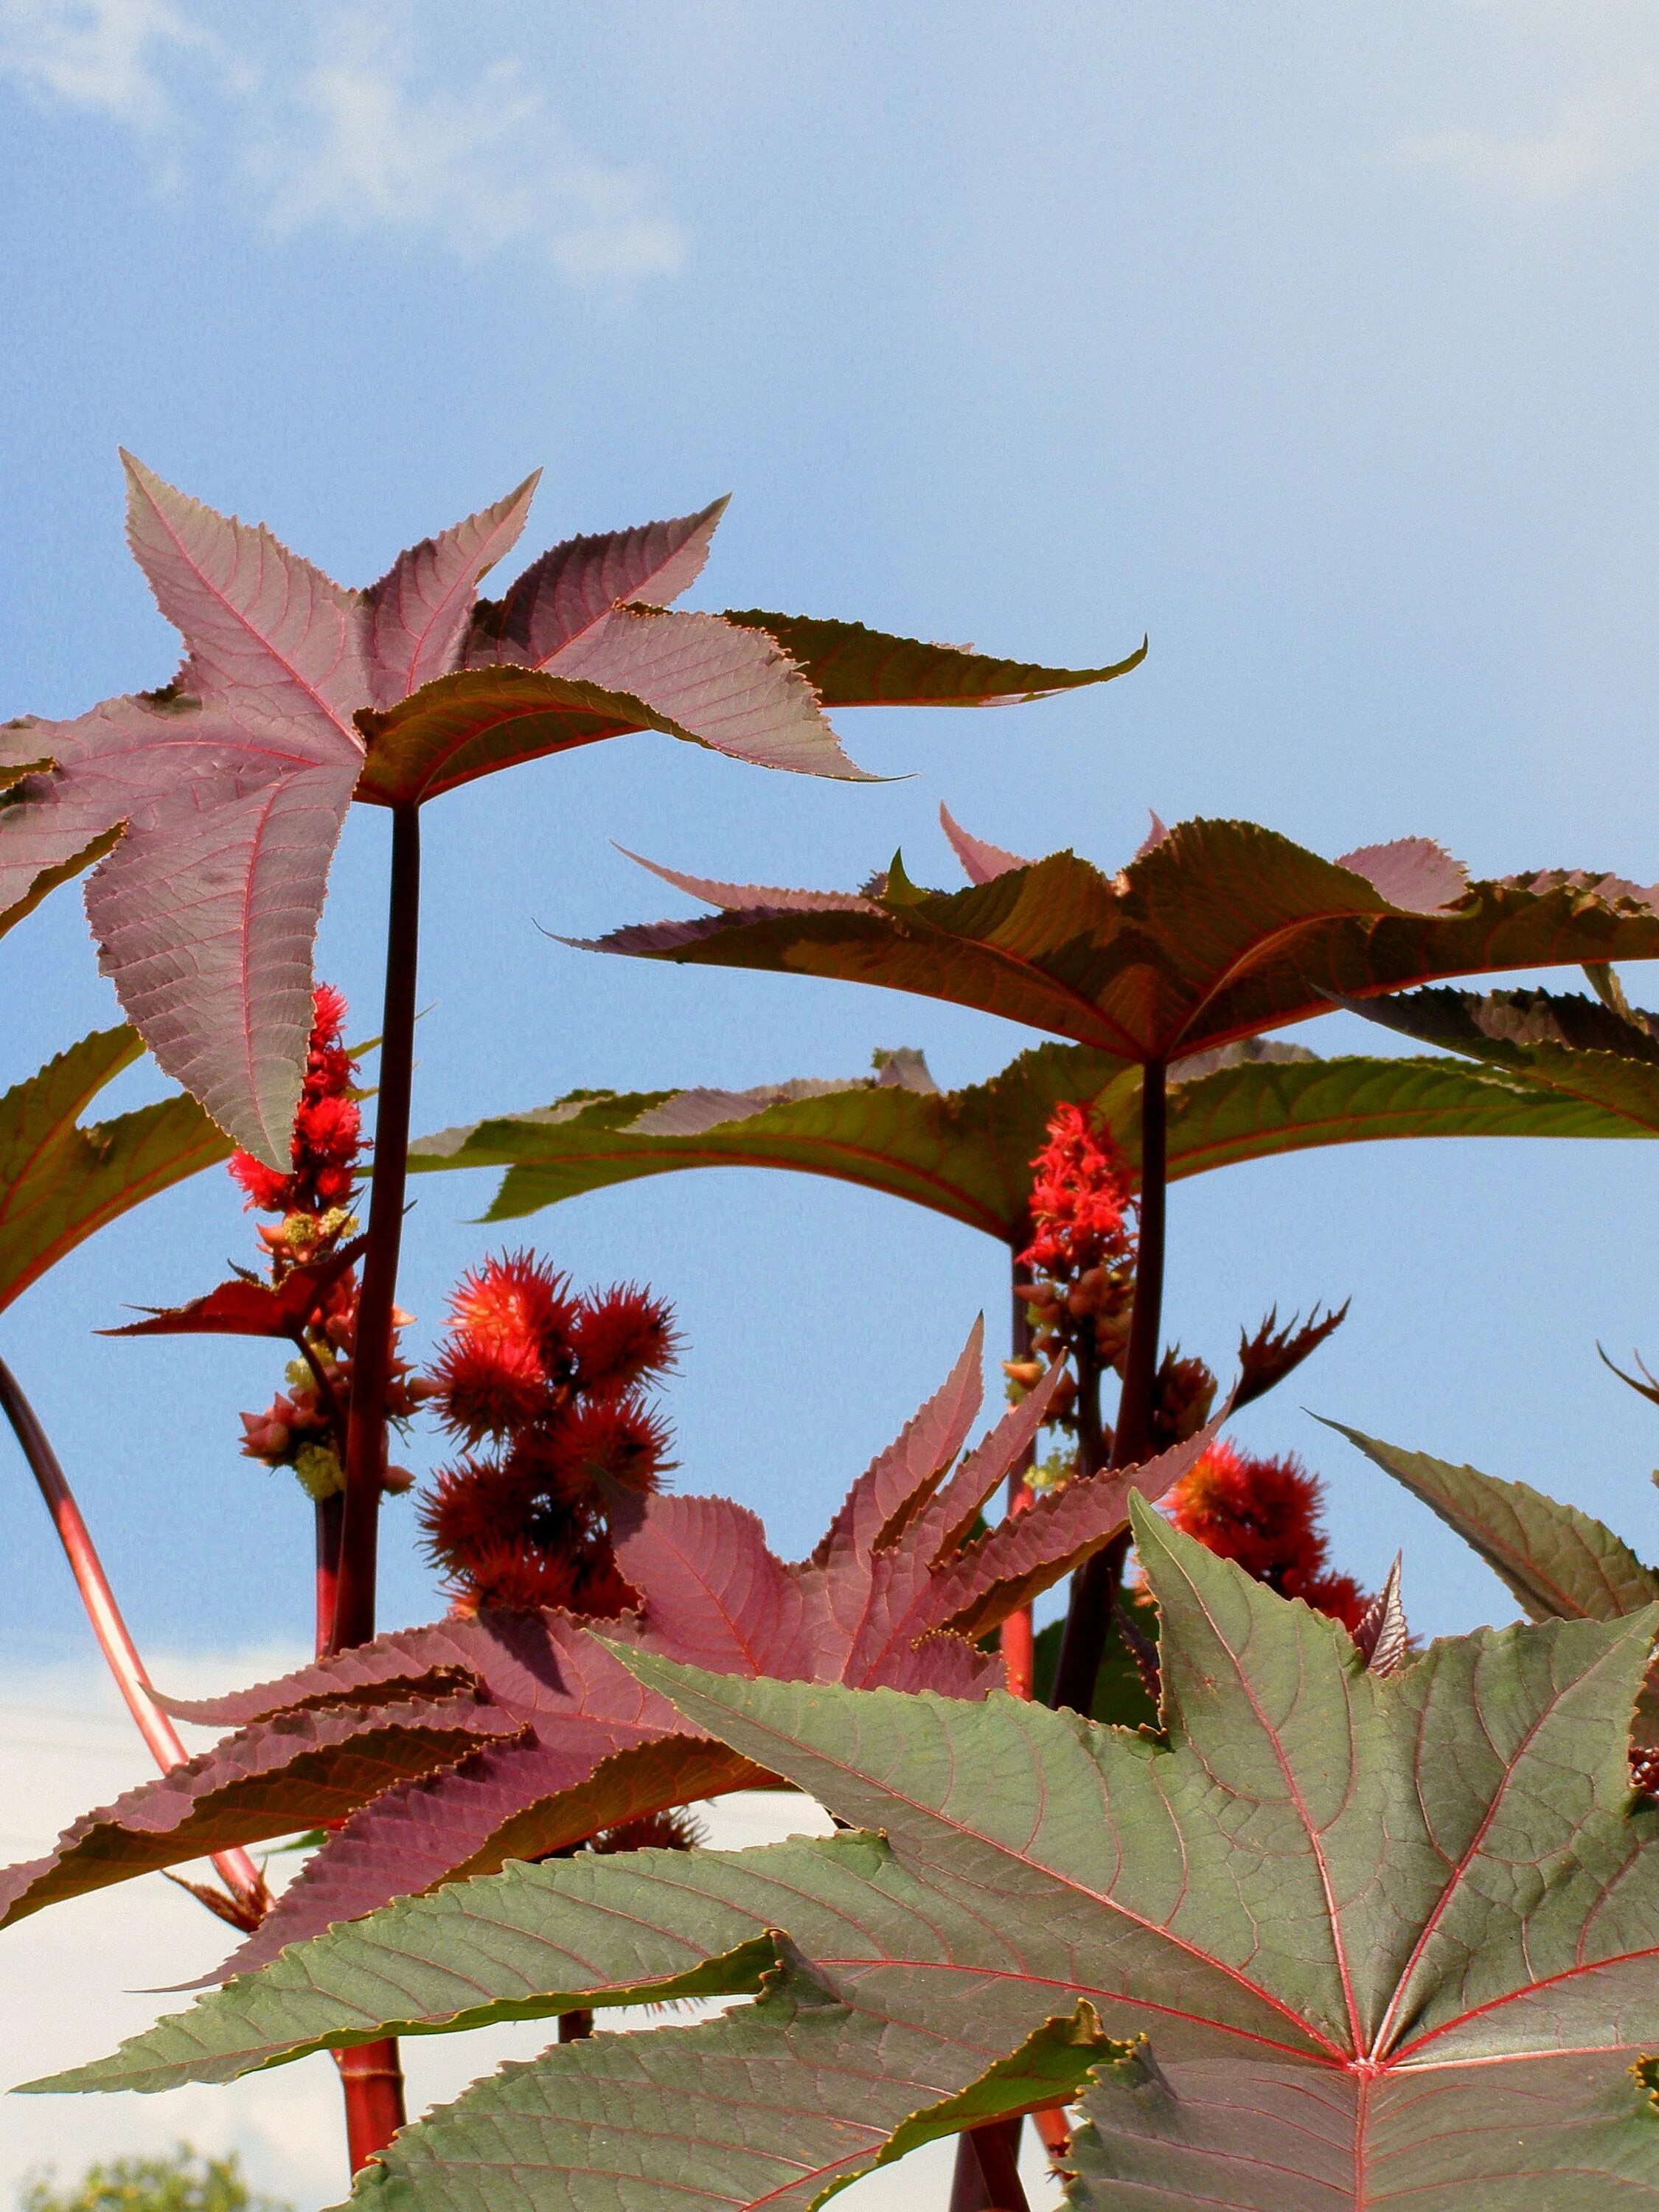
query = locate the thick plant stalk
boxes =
[948,2118,1030,2212]
[314,1492,344,1656]
[998,1256,1038,1700]
[333,804,420,1655]
[1048,1059,1166,1717]
[324,807,419,2163]
[0,1354,268,1922]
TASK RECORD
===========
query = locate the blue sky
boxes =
[4,1,1659,1664]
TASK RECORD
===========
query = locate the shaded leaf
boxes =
[1601,1343,1659,1410]
[1349,982,1659,1133]
[721,611,1147,706]
[586,818,1659,1065]
[51,1509,1659,2212]
[1326,1419,1659,1621]
[408,1043,1127,1242]
[0,1026,230,1316]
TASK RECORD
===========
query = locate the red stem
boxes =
[1048,1057,1166,1716]
[323,805,418,2165]
[314,1492,344,1663]
[333,804,420,1655]
[998,1252,1037,1700]
[0,1354,268,1922]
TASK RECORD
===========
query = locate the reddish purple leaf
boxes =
[465,501,728,667]
[938,804,1030,884]
[11,1335,1187,1983]
[0,1691,522,1930]
[810,1315,984,1567]
[1335,836,1468,914]
[616,848,878,915]
[102,1237,365,1340]
[365,475,540,705]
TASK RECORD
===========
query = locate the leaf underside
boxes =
[48,1507,1659,2212]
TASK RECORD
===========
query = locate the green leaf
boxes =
[48,1510,1659,2211]
[720,611,1147,706]
[408,1043,1127,1241]
[1324,1420,1659,1621]
[409,1045,1624,1248]
[1349,983,1659,1133]
[0,1027,231,1315]
[587,819,1659,1064]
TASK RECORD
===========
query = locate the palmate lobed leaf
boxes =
[407,1039,1645,1247]
[0,1690,526,1929]
[49,1504,1659,2212]
[8,471,1135,1163]
[586,815,1659,1065]
[1326,1421,1659,1624]
[0,1331,1214,1985]
[0,1025,230,1315]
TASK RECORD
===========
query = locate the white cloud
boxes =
[252,31,684,281]
[0,1,684,283]
[1396,74,1659,206]
[0,0,204,125]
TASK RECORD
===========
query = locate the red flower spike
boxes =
[571,1286,679,1396]
[226,982,366,1221]
[1018,1102,1138,1281]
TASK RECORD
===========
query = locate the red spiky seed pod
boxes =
[1161,1439,1372,1631]
[571,1286,679,1396]
[546,1393,672,1506]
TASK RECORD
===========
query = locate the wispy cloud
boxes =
[0,0,204,126]
[0,0,685,283]
[1396,74,1659,206]
[253,29,684,279]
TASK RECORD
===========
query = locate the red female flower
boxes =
[1162,1439,1371,1633]
[417,1252,677,1617]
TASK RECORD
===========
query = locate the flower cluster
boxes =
[230,985,362,1225]
[419,1251,678,1616]
[1159,1439,1371,1631]
[1013,1104,1140,1421]
[233,986,422,1500]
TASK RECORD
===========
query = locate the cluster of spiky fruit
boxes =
[419,1252,677,1615]
[1160,1438,1371,1630]
[232,987,422,1500]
